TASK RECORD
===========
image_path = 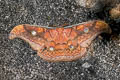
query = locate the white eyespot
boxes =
[69,45,74,50]
[31,30,37,36]
[84,28,89,33]
[49,47,54,51]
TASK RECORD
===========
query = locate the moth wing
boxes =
[9,24,47,51]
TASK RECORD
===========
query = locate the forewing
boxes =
[9,24,47,51]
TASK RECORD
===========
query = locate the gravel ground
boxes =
[0,0,120,80]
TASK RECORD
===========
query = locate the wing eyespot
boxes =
[69,45,75,51]
[83,27,89,33]
[49,46,55,51]
[31,30,37,36]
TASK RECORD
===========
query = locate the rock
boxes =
[75,0,120,12]
[109,4,120,19]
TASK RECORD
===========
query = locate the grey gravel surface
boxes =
[0,0,120,80]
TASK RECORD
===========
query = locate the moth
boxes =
[9,20,111,62]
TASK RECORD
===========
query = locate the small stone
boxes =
[82,62,91,68]
[75,0,86,7]
[118,43,120,46]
